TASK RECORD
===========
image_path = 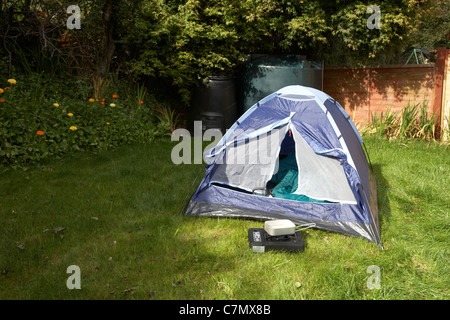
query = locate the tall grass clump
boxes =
[363,101,437,140]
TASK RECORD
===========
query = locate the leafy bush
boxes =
[121,0,427,102]
[0,73,161,167]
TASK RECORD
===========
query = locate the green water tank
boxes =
[239,54,323,114]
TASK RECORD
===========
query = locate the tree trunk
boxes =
[96,0,115,75]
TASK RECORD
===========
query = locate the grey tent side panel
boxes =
[323,99,381,245]
[323,100,369,192]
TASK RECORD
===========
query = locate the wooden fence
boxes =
[439,48,450,139]
[323,64,436,127]
[323,47,450,140]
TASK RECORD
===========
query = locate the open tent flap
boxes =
[210,124,289,192]
[204,112,295,164]
[290,127,357,204]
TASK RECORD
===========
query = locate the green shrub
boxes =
[0,73,160,167]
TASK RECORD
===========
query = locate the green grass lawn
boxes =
[0,137,448,300]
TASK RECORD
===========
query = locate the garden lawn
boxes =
[0,137,448,300]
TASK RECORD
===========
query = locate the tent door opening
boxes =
[210,124,356,205]
[266,129,331,203]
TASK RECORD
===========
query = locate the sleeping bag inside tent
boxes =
[183,85,382,248]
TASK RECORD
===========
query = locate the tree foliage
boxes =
[0,0,444,103]
[408,0,450,49]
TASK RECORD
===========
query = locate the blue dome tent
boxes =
[183,85,382,248]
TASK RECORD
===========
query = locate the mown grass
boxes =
[0,137,448,300]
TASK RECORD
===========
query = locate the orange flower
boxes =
[89,98,95,102]
[0,99,5,103]
[112,94,118,99]
[140,100,144,104]
[36,131,44,136]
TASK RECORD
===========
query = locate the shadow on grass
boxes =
[372,163,391,236]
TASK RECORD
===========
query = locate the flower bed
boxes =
[0,75,158,166]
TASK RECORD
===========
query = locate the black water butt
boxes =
[189,74,238,135]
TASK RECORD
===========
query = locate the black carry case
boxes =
[248,228,304,253]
